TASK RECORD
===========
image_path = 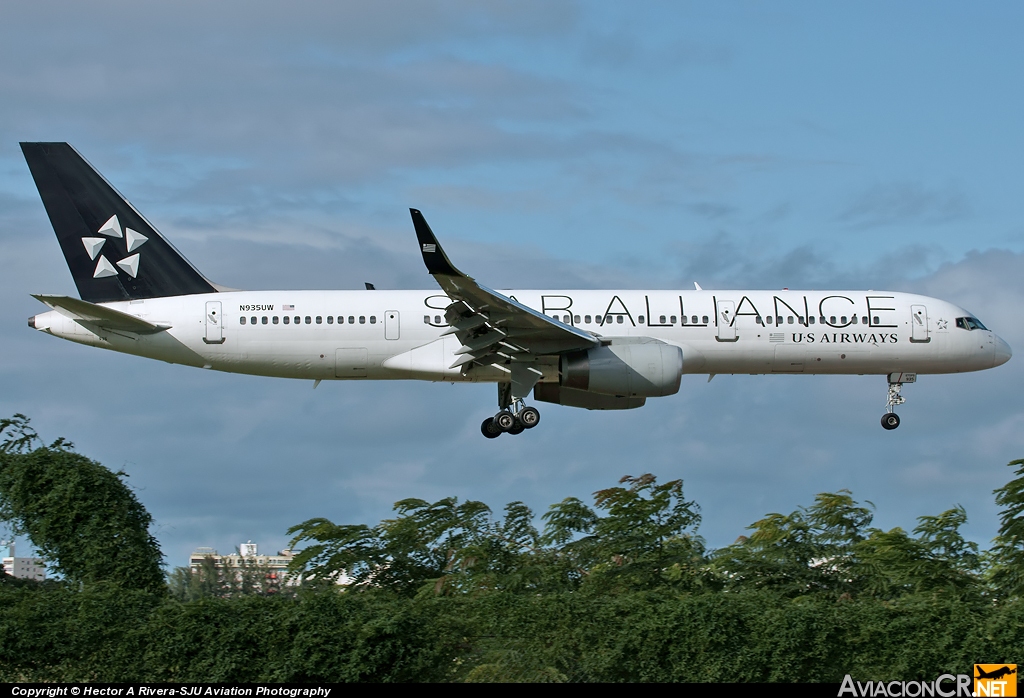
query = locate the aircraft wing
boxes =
[33,294,170,335]
[410,209,599,371]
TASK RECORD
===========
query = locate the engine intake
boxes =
[560,341,683,398]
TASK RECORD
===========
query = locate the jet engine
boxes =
[561,341,683,397]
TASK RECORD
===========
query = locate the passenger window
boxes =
[702,315,708,324]
[250,316,256,325]
[682,316,688,325]
[293,316,299,324]
[830,316,836,324]
[283,316,290,324]
[808,316,815,325]
[358,316,364,324]
[756,316,762,325]
[261,316,268,325]
[337,316,344,324]
[841,316,848,324]
[424,315,430,324]
[316,316,322,324]
[434,315,441,324]
[798,316,804,325]
[873,316,879,325]
[819,316,825,324]
[660,315,667,324]
[563,315,570,323]
[304,316,311,324]
[638,316,644,324]
[851,315,858,325]
[240,317,247,325]
[617,315,624,324]
[595,315,603,324]
[327,316,333,324]
[370,316,376,324]
[574,315,581,324]
[693,316,699,324]
[862,316,868,324]
[670,316,677,324]
[272,316,279,324]
[585,315,592,324]
[348,316,355,324]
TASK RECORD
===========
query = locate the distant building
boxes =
[2,543,46,582]
[188,541,298,586]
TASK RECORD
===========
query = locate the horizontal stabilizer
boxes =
[33,294,170,335]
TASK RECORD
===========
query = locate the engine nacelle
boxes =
[559,340,683,398]
[534,383,646,410]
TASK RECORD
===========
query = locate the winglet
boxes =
[410,209,464,277]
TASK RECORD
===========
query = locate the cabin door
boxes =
[911,304,929,343]
[204,301,225,344]
[385,310,400,340]
[717,300,737,341]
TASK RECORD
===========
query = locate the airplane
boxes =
[975,666,1016,681]
[20,142,1012,438]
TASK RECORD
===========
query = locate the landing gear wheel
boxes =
[508,420,526,435]
[494,410,516,432]
[881,413,901,430]
[518,406,541,429]
[481,418,501,439]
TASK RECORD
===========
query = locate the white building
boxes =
[2,543,46,582]
[188,541,298,586]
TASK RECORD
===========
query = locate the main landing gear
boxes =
[481,399,541,439]
[881,373,915,430]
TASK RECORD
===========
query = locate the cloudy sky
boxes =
[2,2,1023,567]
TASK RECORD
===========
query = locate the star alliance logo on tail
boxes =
[82,214,148,279]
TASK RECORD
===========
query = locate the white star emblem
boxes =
[85,215,147,279]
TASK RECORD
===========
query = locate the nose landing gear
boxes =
[480,399,541,439]
[881,373,915,430]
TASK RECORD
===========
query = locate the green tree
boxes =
[713,489,981,600]
[287,496,496,596]
[990,458,1024,599]
[542,474,705,592]
[0,415,164,593]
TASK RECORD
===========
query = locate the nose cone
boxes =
[994,336,1013,367]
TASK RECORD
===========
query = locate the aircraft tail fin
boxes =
[21,142,217,303]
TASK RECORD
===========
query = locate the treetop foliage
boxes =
[0,415,165,594]
[3,414,1024,681]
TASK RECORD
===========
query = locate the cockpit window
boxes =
[955,316,988,331]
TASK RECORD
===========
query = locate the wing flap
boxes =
[33,294,170,335]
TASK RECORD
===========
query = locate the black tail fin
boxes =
[21,142,217,302]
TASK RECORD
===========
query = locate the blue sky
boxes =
[1,2,1022,567]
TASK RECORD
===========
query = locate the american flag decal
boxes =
[421,243,436,253]
[283,304,294,311]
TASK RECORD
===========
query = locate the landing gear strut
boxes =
[881,373,915,430]
[481,394,542,439]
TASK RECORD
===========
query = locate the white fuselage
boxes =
[30,289,1010,382]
